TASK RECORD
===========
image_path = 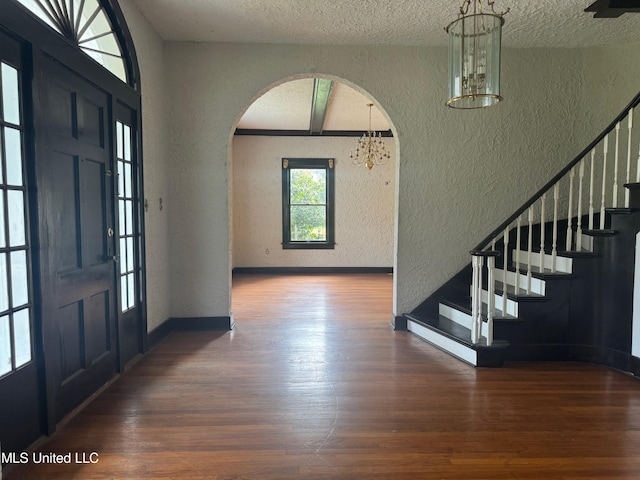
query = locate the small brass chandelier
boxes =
[445,0,509,109]
[350,103,391,171]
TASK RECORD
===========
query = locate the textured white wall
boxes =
[120,0,172,331]
[163,42,591,317]
[583,41,640,136]
[232,135,396,268]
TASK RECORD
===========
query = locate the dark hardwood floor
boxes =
[5,273,640,479]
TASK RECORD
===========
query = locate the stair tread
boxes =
[405,313,509,349]
[512,247,573,259]
[511,247,595,259]
[511,264,574,278]
[605,207,637,214]
[556,250,599,258]
[440,296,521,320]
[583,229,618,236]
[494,282,547,301]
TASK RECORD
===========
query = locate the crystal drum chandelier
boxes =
[445,0,509,109]
[350,103,391,171]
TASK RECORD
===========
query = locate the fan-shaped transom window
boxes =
[15,0,127,83]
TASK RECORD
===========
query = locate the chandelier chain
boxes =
[459,0,510,18]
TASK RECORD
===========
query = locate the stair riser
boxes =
[438,303,491,336]
[580,234,594,252]
[495,268,546,295]
[512,249,573,273]
[484,290,518,317]
[407,319,478,366]
[469,287,519,317]
[439,303,471,328]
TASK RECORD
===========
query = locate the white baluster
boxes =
[626,110,633,208]
[601,135,609,230]
[589,149,595,230]
[487,255,496,347]
[471,255,478,343]
[515,215,522,293]
[552,183,559,273]
[527,206,533,294]
[539,194,546,272]
[502,227,509,314]
[613,122,620,208]
[471,255,483,344]
[566,167,575,251]
[577,160,585,250]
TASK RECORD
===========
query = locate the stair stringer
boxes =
[567,204,640,371]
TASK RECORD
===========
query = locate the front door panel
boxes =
[37,58,117,422]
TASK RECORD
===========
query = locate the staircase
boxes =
[403,92,640,372]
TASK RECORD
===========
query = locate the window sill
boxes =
[282,242,335,250]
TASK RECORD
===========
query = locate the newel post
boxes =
[470,250,501,346]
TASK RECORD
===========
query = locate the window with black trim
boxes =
[282,158,335,249]
[0,59,33,377]
[116,120,137,312]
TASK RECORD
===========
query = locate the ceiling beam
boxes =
[309,78,333,135]
[585,0,640,17]
[234,129,394,138]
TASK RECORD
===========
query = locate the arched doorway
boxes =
[229,75,398,318]
[0,0,144,453]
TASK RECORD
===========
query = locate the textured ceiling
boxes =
[236,80,390,132]
[130,0,640,132]
[132,0,640,48]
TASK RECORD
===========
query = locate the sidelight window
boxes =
[116,121,136,312]
[0,61,32,377]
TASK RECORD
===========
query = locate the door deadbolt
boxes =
[107,227,114,237]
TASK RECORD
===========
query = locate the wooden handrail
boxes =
[473,90,640,252]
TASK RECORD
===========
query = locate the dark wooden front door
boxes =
[37,58,117,424]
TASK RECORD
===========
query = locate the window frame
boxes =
[116,119,138,313]
[12,0,139,89]
[281,157,335,250]
[0,55,34,379]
